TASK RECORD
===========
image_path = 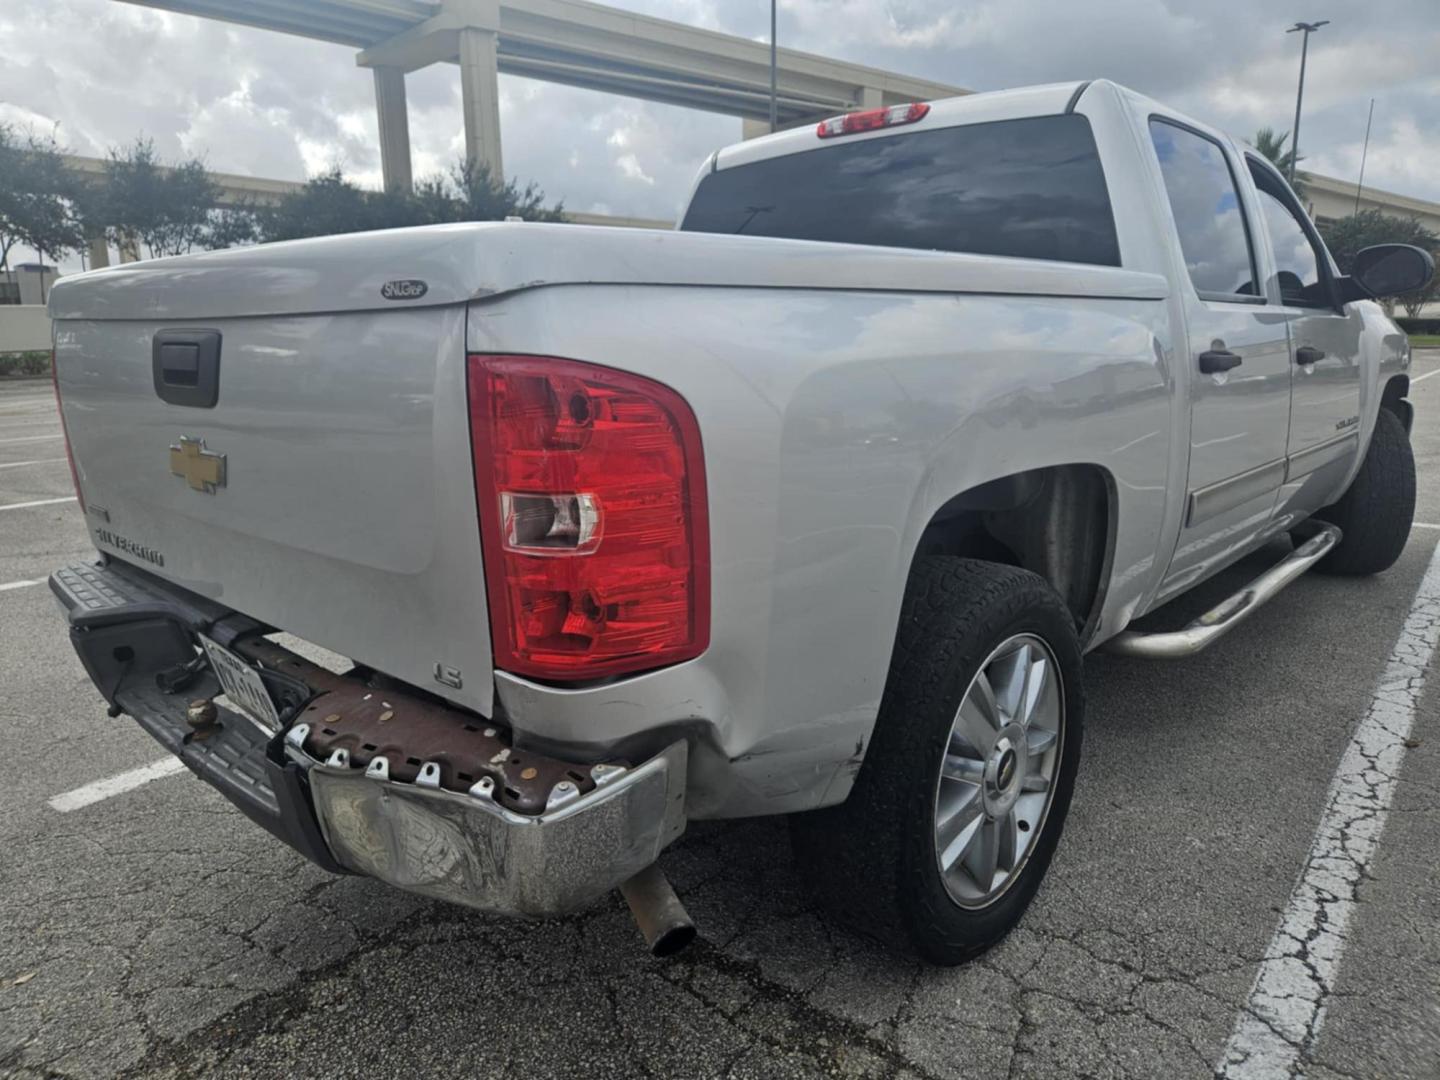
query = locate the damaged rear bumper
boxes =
[50,558,688,917]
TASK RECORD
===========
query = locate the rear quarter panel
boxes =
[473,283,1174,817]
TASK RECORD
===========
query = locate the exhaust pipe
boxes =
[619,863,696,957]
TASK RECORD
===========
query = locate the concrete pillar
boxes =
[458,27,503,182]
[859,86,883,108]
[744,115,824,139]
[87,235,110,270]
[373,66,414,193]
[118,234,140,263]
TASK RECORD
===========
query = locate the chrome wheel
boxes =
[932,633,1064,909]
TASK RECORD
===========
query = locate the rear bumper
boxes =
[307,739,685,916]
[50,558,687,917]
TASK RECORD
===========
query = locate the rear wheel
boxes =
[791,558,1084,965]
[1314,407,1415,576]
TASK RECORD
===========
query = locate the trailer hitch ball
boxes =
[186,698,218,730]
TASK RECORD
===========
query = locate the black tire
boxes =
[1314,407,1415,576]
[790,557,1084,965]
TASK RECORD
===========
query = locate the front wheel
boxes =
[1313,407,1415,576]
[791,558,1084,965]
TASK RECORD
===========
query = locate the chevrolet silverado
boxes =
[47,80,1432,962]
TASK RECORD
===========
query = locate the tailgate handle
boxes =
[153,329,221,408]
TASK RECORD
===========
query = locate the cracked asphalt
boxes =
[3,356,1440,1080]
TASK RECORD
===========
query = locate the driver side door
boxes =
[1246,157,1365,527]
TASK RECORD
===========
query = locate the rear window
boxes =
[680,114,1120,266]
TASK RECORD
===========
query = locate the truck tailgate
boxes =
[53,304,493,715]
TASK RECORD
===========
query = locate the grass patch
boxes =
[0,350,52,377]
[1409,334,1440,348]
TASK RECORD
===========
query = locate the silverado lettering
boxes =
[93,529,165,567]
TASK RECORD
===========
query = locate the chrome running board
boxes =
[1104,524,1341,660]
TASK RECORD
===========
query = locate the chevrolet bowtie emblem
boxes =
[169,436,226,494]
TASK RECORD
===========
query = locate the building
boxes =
[1308,174,1440,237]
[0,264,60,307]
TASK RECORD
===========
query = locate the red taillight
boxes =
[51,349,85,512]
[816,101,930,138]
[467,355,710,681]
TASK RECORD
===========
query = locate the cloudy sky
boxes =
[3,0,1438,267]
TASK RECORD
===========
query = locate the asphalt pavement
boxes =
[2,355,1440,1080]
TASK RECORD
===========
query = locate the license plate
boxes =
[199,635,282,733]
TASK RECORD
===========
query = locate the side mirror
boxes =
[1338,243,1435,303]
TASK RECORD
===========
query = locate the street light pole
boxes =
[1286,20,1329,185]
[769,0,778,131]
[1354,97,1375,214]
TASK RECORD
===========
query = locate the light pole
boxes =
[769,0,778,131]
[1286,20,1329,185]
[1354,98,1375,214]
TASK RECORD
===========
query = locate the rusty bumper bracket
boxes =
[234,637,608,817]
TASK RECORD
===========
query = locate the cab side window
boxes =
[1149,119,1259,300]
[1249,166,1331,308]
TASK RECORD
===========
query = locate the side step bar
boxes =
[1104,524,1341,660]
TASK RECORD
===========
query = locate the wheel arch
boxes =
[908,464,1118,647]
[1382,373,1413,435]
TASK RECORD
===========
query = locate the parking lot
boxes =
[2,356,1439,1080]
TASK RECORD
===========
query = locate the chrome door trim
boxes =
[1186,457,1286,527]
[1284,430,1359,483]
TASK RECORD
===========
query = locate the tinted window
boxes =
[1255,186,1328,307]
[681,114,1120,266]
[1149,120,1257,299]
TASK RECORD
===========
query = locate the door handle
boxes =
[1295,345,1326,365]
[1199,349,1243,374]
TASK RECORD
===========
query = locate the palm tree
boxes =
[1251,128,1307,198]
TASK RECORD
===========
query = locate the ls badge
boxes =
[170,436,227,493]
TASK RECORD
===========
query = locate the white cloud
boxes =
[3,0,1440,273]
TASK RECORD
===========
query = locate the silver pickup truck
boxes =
[48,79,1431,963]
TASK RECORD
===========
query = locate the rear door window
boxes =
[681,113,1120,266]
[1148,120,1259,300]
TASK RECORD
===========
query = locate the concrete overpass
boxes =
[116,0,969,193]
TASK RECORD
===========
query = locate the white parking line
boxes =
[48,757,188,813]
[1415,523,1440,530]
[0,457,66,470]
[0,434,61,445]
[1411,367,1440,384]
[1218,538,1440,1078]
[0,496,77,512]
[0,578,45,592]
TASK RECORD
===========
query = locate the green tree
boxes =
[1397,275,1440,321]
[202,196,260,251]
[96,139,221,259]
[255,157,564,243]
[1320,209,1438,272]
[1251,127,1307,199]
[447,159,565,224]
[257,168,383,242]
[1320,209,1440,314]
[0,124,27,273]
[0,124,85,289]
